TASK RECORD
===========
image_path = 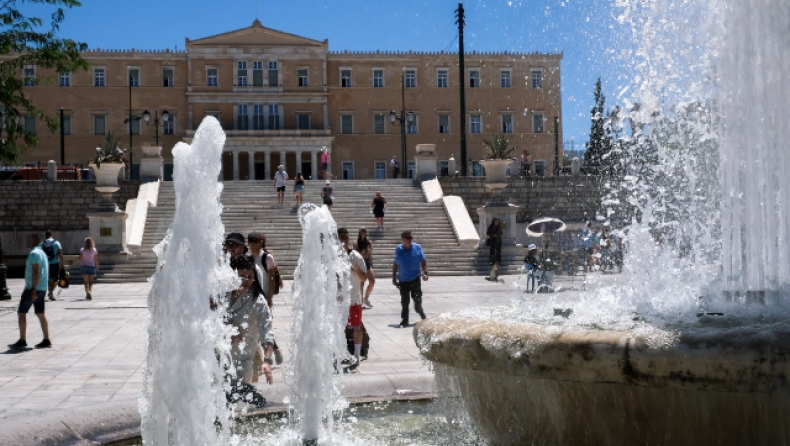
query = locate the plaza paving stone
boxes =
[0,273,610,420]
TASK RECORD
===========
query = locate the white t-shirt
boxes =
[253,251,276,297]
[274,170,288,187]
[347,249,367,306]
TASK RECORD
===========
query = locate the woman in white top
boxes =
[79,237,99,300]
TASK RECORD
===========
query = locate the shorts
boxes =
[19,289,46,314]
[364,259,372,270]
[48,264,59,281]
[276,186,286,192]
[321,162,328,170]
[373,209,385,218]
[295,184,304,193]
[81,265,97,276]
[323,198,333,206]
[347,304,363,328]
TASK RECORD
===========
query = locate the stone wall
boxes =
[439,176,605,224]
[0,181,139,231]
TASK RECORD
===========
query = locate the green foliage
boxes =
[584,78,614,169]
[93,131,125,167]
[482,133,515,160]
[0,0,88,164]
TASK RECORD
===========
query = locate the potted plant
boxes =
[89,132,127,187]
[479,134,516,195]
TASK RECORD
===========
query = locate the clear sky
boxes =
[21,0,633,150]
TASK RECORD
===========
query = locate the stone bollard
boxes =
[47,160,57,181]
[571,157,580,176]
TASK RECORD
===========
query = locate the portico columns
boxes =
[311,150,318,180]
[232,151,240,181]
[294,150,303,174]
[279,150,287,172]
[248,151,256,181]
[264,152,271,180]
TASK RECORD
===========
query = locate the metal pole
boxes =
[129,81,133,180]
[554,116,560,177]
[59,108,65,165]
[401,73,407,179]
[155,111,159,146]
[456,3,467,176]
[0,239,11,300]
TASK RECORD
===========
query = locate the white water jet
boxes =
[290,204,350,444]
[139,117,239,445]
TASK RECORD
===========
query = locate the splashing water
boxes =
[139,117,239,445]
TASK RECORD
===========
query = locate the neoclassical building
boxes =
[14,20,563,180]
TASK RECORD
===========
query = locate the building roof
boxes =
[186,19,327,47]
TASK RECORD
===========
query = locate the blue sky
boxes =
[23,0,631,149]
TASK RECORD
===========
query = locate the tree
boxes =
[0,0,88,164]
[584,78,614,170]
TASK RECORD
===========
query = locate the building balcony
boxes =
[186,129,332,138]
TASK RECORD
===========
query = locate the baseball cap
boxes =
[224,233,245,245]
[528,243,537,250]
[247,232,265,242]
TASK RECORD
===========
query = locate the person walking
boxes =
[392,231,428,327]
[273,165,288,207]
[294,172,305,207]
[320,149,330,179]
[79,237,99,300]
[40,230,64,301]
[8,234,51,350]
[321,180,333,209]
[371,191,387,230]
[354,228,376,309]
[487,218,503,266]
[338,228,368,367]
[391,156,400,178]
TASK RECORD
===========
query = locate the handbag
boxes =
[58,269,70,289]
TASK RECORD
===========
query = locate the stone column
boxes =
[323,103,329,130]
[232,151,240,181]
[264,151,271,180]
[294,150,303,175]
[248,151,256,181]
[311,150,318,180]
[279,150,287,172]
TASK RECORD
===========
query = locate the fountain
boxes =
[415,0,790,444]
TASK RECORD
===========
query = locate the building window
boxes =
[268,61,278,87]
[268,104,280,130]
[163,118,174,135]
[437,69,448,88]
[94,68,105,87]
[502,114,513,133]
[130,117,140,135]
[532,69,543,88]
[298,69,308,87]
[59,72,70,87]
[61,115,71,135]
[374,161,386,179]
[439,160,449,176]
[342,161,354,180]
[253,104,264,130]
[373,69,384,88]
[252,61,263,87]
[470,115,481,134]
[405,69,416,88]
[237,61,248,87]
[94,115,106,135]
[500,70,511,88]
[128,68,139,87]
[237,104,249,130]
[341,114,353,134]
[24,115,36,134]
[374,114,385,134]
[207,68,218,87]
[535,160,546,177]
[407,161,416,179]
[341,69,351,87]
[533,114,545,133]
[407,116,418,134]
[297,113,310,130]
[162,68,174,87]
[438,114,450,133]
[23,67,36,86]
[469,70,480,88]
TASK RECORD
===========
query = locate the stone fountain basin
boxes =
[415,315,790,445]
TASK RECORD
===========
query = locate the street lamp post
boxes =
[143,109,169,146]
[389,73,414,179]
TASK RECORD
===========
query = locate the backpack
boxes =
[262,249,284,295]
[41,239,56,261]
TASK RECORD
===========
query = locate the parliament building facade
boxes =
[15,20,563,180]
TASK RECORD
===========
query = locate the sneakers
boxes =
[419,312,427,320]
[362,300,373,309]
[48,291,56,301]
[398,320,409,327]
[35,339,52,349]
[8,339,27,350]
[274,348,283,365]
[86,292,92,300]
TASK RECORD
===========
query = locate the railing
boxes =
[185,129,332,138]
[0,164,93,181]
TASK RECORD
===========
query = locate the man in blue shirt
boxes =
[8,234,52,350]
[392,231,428,327]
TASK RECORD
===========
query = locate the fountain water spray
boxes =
[290,204,350,444]
[139,117,239,445]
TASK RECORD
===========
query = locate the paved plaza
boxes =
[0,275,537,420]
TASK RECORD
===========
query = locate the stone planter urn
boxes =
[478,159,513,197]
[89,163,125,211]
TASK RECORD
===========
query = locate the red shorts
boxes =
[348,304,363,327]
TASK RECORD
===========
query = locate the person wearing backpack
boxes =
[40,230,64,301]
[247,232,284,365]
